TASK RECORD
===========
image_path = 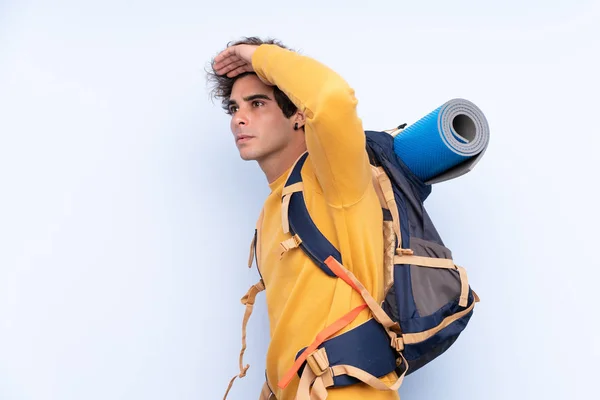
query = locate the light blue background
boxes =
[1,1,598,399]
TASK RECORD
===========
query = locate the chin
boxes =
[238,148,260,161]
[239,154,255,161]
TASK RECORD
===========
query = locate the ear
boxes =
[293,111,306,130]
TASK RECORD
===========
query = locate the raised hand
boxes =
[213,44,258,78]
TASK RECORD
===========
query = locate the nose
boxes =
[233,108,248,128]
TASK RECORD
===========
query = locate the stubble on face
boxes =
[229,75,293,163]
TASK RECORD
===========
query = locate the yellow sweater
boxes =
[252,44,400,400]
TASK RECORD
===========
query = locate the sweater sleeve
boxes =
[252,44,371,207]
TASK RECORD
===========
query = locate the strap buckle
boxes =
[279,234,302,259]
[396,248,414,256]
[306,348,330,377]
[388,331,405,352]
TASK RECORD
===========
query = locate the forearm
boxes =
[252,44,370,206]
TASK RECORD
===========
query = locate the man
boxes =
[208,37,401,400]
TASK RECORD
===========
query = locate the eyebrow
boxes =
[227,93,273,106]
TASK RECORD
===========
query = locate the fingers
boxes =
[212,44,257,77]
[226,64,254,78]
[214,58,248,76]
[213,46,237,64]
[213,47,240,73]
[213,53,238,70]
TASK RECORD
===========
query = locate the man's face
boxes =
[228,74,295,162]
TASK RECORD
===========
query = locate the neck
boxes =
[258,141,307,184]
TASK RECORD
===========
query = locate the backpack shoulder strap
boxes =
[280,151,340,277]
[370,165,403,250]
[276,151,405,392]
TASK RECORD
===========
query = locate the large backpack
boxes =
[225,127,480,400]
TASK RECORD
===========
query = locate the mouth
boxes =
[236,135,254,144]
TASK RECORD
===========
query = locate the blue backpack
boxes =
[225,128,480,399]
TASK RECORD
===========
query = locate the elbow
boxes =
[318,84,358,113]
[305,80,358,121]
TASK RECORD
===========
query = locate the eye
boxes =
[252,100,264,108]
[228,104,238,114]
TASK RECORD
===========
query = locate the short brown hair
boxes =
[206,36,299,118]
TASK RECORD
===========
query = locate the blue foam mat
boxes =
[393,98,490,182]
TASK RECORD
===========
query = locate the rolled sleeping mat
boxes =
[392,98,490,185]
